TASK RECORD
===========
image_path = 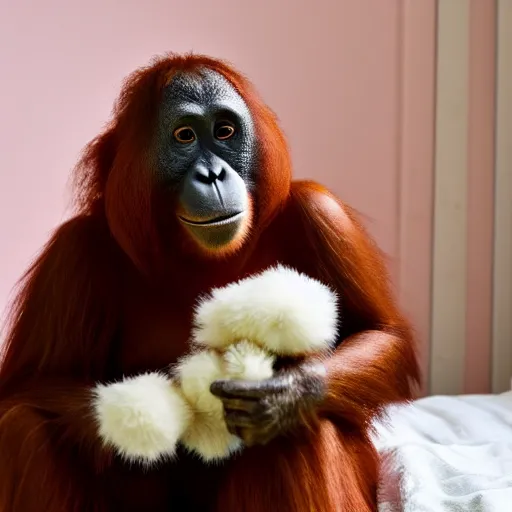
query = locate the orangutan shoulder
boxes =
[288,180,359,236]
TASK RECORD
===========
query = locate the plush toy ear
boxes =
[175,350,242,462]
[92,372,192,465]
[191,264,339,356]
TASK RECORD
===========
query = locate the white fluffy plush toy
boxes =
[93,265,338,465]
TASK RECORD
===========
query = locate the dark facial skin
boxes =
[156,69,257,253]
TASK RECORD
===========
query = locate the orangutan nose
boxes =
[179,158,248,222]
[194,164,227,185]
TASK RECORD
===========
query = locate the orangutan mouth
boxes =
[178,211,245,227]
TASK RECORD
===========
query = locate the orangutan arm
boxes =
[290,180,421,428]
[210,180,420,444]
[0,215,120,465]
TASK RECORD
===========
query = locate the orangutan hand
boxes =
[209,361,327,447]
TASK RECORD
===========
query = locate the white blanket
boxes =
[372,391,512,511]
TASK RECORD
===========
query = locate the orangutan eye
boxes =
[173,126,196,144]
[214,121,236,141]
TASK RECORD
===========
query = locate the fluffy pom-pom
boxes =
[175,350,241,462]
[180,414,243,463]
[92,372,192,465]
[177,350,225,414]
[223,340,275,380]
[192,264,338,355]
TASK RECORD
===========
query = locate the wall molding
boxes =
[464,0,496,394]
[492,0,512,393]
[430,0,469,395]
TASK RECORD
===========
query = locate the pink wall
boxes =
[0,1,436,388]
[465,0,496,394]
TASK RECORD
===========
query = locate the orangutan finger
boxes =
[226,404,273,427]
[226,422,243,438]
[210,378,288,400]
[225,424,256,446]
[220,397,259,413]
[210,379,262,399]
[238,428,258,447]
[224,410,256,429]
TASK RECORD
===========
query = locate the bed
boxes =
[372,391,512,511]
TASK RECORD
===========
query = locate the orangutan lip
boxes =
[179,211,245,227]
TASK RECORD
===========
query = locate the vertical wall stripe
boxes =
[464,0,496,394]
[430,0,469,396]
[398,0,437,396]
[492,0,512,394]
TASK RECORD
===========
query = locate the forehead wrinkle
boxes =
[166,69,244,107]
[163,82,200,108]
[208,99,244,114]
[172,102,206,118]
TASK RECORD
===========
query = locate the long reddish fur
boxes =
[0,53,420,511]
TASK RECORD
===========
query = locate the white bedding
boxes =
[372,391,512,511]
